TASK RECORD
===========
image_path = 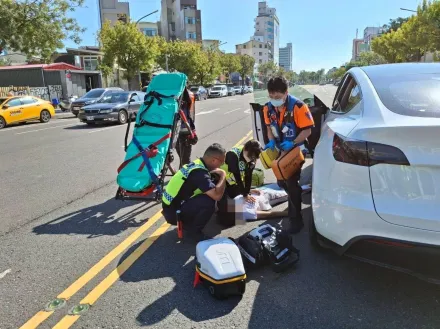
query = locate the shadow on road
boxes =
[33,198,157,238]
[63,124,100,130]
[118,229,241,326]
[118,205,440,328]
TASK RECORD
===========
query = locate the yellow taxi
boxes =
[0,96,56,129]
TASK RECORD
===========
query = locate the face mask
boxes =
[270,98,284,107]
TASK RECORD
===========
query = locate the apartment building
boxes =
[253,1,279,65]
[279,43,292,71]
[160,0,202,42]
[138,21,160,37]
[98,0,130,27]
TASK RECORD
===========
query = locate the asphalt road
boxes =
[1,87,439,329]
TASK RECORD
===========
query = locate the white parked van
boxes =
[209,85,228,98]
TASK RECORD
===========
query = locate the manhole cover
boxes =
[69,304,90,315]
[45,298,66,311]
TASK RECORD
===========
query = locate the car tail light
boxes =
[332,133,410,167]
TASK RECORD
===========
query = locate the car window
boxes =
[83,89,104,98]
[332,74,349,109]
[130,94,141,102]
[332,75,361,114]
[369,72,440,118]
[21,97,37,105]
[6,98,22,107]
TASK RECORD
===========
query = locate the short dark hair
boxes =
[243,139,262,158]
[267,76,288,93]
[204,143,226,157]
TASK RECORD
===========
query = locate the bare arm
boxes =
[205,170,226,201]
[294,128,311,145]
[267,125,275,140]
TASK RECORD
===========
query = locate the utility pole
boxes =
[165,54,170,72]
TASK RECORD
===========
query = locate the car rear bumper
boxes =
[78,112,118,123]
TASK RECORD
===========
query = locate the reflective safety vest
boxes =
[266,94,300,144]
[162,158,208,206]
[220,145,246,186]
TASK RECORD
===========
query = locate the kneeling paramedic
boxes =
[217,140,262,225]
[263,77,315,234]
[176,84,198,168]
[222,139,262,200]
[162,143,227,241]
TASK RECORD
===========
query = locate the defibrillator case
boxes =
[271,146,305,181]
[195,238,246,299]
[259,147,280,169]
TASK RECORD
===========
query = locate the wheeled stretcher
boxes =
[115,73,193,202]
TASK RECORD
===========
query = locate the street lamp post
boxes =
[400,8,417,13]
[135,10,159,88]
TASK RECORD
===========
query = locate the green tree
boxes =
[99,21,159,89]
[382,17,410,33]
[0,0,85,61]
[258,61,277,83]
[238,55,255,85]
[194,46,221,85]
[357,51,387,65]
[156,39,202,82]
[221,53,241,82]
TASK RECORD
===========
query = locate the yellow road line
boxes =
[19,211,163,329]
[234,130,252,147]
[53,222,171,329]
[22,131,253,329]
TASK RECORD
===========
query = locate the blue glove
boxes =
[280,141,295,151]
[264,139,276,150]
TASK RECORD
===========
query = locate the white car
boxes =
[209,85,228,98]
[252,63,440,280]
[233,86,242,94]
[247,86,254,93]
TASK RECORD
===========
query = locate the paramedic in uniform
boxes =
[221,139,262,201]
[263,77,315,234]
[176,84,198,168]
[217,139,262,226]
[162,143,227,242]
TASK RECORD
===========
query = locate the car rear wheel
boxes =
[118,110,128,124]
[40,110,51,123]
[0,116,6,129]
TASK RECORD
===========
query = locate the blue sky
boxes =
[66,0,422,71]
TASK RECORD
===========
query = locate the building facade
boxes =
[363,26,384,45]
[160,0,202,42]
[202,39,220,50]
[236,39,271,75]
[253,1,279,65]
[138,21,159,37]
[98,0,130,27]
[279,43,292,71]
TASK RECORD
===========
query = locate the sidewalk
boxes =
[54,109,76,119]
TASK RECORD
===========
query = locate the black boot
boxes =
[288,215,304,234]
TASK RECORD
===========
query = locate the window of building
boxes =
[186,32,197,39]
[185,16,196,24]
[259,44,262,48]
[267,21,274,26]
[259,52,262,56]
[142,28,157,37]
[243,45,246,49]
[267,27,273,32]
[264,44,267,48]
[83,56,99,71]
[259,59,263,64]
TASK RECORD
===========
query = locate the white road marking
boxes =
[0,118,77,133]
[254,97,267,101]
[0,269,11,280]
[196,108,220,116]
[228,98,236,101]
[88,125,127,134]
[224,108,241,114]
[15,123,78,135]
[244,109,251,114]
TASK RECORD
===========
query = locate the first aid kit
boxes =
[195,238,246,299]
[237,224,300,273]
[271,146,305,180]
[259,147,280,169]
